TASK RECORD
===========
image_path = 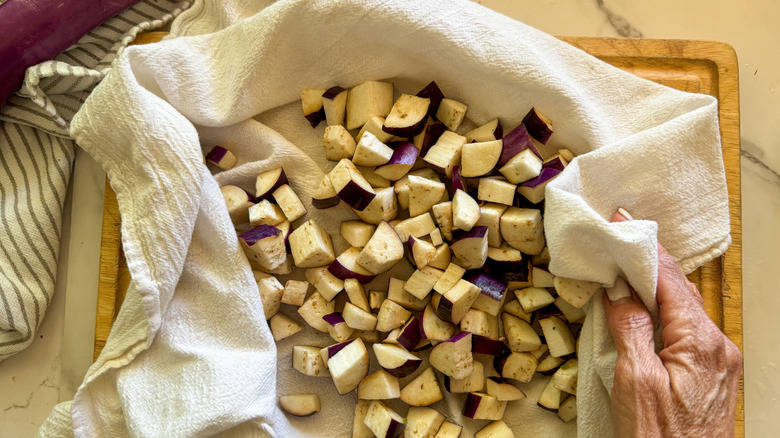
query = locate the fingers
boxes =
[603,285,656,362]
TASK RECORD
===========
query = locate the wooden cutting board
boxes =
[94,34,743,436]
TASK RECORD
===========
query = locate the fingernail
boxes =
[617,207,634,221]
[606,277,633,305]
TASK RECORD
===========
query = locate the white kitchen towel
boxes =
[38,0,730,437]
[0,0,187,361]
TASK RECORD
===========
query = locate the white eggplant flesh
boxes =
[356,221,404,275]
[464,118,503,143]
[269,313,302,341]
[403,266,444,300]
[363,400,405,438]
[444,361,484,393]
[503,299,532,323]
[352,186,398,225]
[502,313,542,353]
[382,94,430,138]
[305,266,344,301]
[450,226,489,270]
[248,200,286,227]
[239,225,287,271]
[408,175,446,217]
[462,392,507,421]
[342,302,378,331]
[400,367,444,406]
[428,243,451,270]
[500,207,545,256]
[281,279,308,307]
[434,422,463,438]
[387,277,428,312]
[460,309,499,339]
[532,266,556,288]
[323,124,357,161]
[553,358,578,395]
[322,86,348,126]
[279,394,321,417]
[288,220,336,268]
[501,351,537,383]
[329,247,377,284]
[499,148,543,184]
[555,296,586,323]
[206,145,237,170]
[423,131,466,178]
[255,167,289,201]
[393,212,437,242]
[421,303,456,342]
[461,140,502,177]
[297,291,336,333]
[477,177,515,207]
[429,332,474,379]
[476,202,508,248]
[293,345,329,377]
[257,276,284,320]
[328,338,370,395]
[408,235,437,269]
[312,173,340,209]
[433,263,466,295]
[537,376,563,412]
[435,278,481,324]
[329,158,377,211]
[300,88,326,127]
[353,131,394,167]
[451,189,480,232]
[344,278,370,312]
[373,342,422,378]
[554,276,602,309]
[558,395,578,423]
[272,184,306,222]
[516,287,555,313]
[341,221,376,248]
[435,98,468,131]
[323,312,355,343]
[357,116,394,144]
[540,316,576,357]
[485,377,527,401]
[475,420,515,438]
[404,407,445,438]
[357,370,401,400]
[375,299,412,332]
[431,201,454,241]
[346,80,394,130]
[220,185,254,225]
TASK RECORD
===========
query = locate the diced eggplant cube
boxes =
[272,184,306,222]
[322,86,348,126]
[435,98,468,131]
[323,124,357,161]
[346,81,394,130]
[288,220,336,268]
[206,145,237,170]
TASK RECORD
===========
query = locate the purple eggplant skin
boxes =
[322,312,346,326]
[256,169,289,201]
[312,195,340,209]
[466,272,507,302]
[239,225,281,246]
[521,167,561,189]
[494,120,505,140]
[419,122,447,156]
[337,180,376,211]
[322,86,347,100]
[385,358,422,379]
[385,142,420,165]
[543,156,566,172]
[205,145,228,163]
[462,392,485,418]
[451,166,467,193]
[327,259,376,284]
[384,418,405,438]
[498,124,542,167]
[416,81,445,118]
[522,107,554,144]
[451,225,489,243]
[326,339,354,359]
[485,257,530,284]
[435,295,455,323]
[383,115,428,138]
[493,345,512,375]
[396,317,422,352]
[535,304,564,320]
[304,108,326,128]
[472,335,506,356]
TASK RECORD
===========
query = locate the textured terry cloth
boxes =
[0,0,187,360]
[39,0,730,437]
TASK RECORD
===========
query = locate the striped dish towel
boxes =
[0,0,189,361]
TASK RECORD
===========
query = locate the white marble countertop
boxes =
[2,1,777,437]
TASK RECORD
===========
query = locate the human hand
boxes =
[603,209,742,438]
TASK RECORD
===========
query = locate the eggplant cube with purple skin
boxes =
[322,86,348,126]
[522,107,554,144]
[382,94,430,138]
[327,338,370,395]
[288,220,336,269]
[329,158,377,211]
[429,332,474,379]
[205,145,237,170]
[255,167,289,201]
[374,142,419,181]
[300,88,326,127]
[423,131,466,178]
[297,291,336,333]
[352,186,398,225]
[463,392,507,421]
[311,173,340,210]
[356,221,405,275]
[435,278,482,324]
[516,167,561,204]
[450,226,489,270]
[323,312,354,343]
[421,303,456,342]
[239,225,287,272]
[373,342,422,378]
[475,202,508,248]
[363,400,405,438]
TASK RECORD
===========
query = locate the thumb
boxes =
[603,278,656,361]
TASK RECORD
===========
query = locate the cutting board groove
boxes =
[95,35,742,437]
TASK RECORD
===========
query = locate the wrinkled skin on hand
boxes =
[604,211,742,438]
